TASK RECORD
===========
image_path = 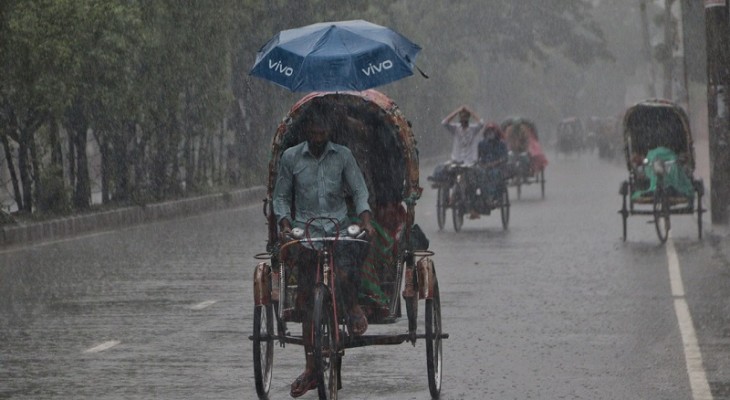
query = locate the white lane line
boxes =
[189,300,217,310]
[666,237,713,400]
[83,340,120,353]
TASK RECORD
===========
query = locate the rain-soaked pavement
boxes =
[2,146,730,400]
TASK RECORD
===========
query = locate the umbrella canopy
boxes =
[250,20,422,92]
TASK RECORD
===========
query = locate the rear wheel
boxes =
[313,285,339,400]
[621,195,628,241]
[500,186,510,230]
[253,304,274,399]
[653,190,670,244]
[540,169,545,199]
[436,186,448,231]
[696,181,704,239]
[697,194,703,239]
[452,181,465,232]
[425,285,443,398]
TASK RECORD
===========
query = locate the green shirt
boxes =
[273,141,371,236]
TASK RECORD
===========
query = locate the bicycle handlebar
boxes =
[279,221,369,252]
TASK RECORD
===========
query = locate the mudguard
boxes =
[417,257,437,300]
[253,262,271,306]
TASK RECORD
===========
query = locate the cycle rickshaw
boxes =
[428,161,510,232]
[251,90,447,399]
[501,117,548,199]
[618,99,705,243]
[556,116,586,157]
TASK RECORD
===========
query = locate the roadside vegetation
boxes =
[3,0,650,223]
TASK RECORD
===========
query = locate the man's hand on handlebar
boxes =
[359,211,376,238]
[279,219,293,241]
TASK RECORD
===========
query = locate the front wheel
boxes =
[313,285,339,399]
[653,190,670,244]
[425,285,443,398]
[620,192,628,242]
[253,304,274,399]
[500,186,510,230]
[436,186,448,231]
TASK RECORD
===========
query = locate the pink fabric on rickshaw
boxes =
[528,136,548,172]
[506,122,548,173]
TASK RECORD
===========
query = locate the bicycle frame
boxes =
[278,218,369,343]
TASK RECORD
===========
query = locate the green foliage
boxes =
[1,0,622,217]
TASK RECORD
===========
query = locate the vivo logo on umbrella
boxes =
[361,60,393,76]
[268,60,294,77]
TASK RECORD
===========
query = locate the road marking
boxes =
[189,300,217,310]
[84,340,120,353]
[666,237,713,400]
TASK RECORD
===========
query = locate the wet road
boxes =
[2,149,730,400]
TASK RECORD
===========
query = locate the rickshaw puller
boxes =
[272,109,375,398]
[441,105,485,218]
[477,123,509,206]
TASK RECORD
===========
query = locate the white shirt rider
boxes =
[442,105,485,166]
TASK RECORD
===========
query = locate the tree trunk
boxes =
[151,123,170,200]
[0,131,23,211]
[17,130,32,213]
[67,101,91,210]
[94,130,110,204]
[73,127,91,210]
[640,0,657,97]
[49,116,63,171]
[111,122,133,202]
[183,133,193,191]
[68,130,76,191]
[218,119,225,184]
[662,0,675,99]
[29,130,42,208]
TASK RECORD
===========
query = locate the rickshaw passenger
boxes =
[272,109,376,398]
[477,124,509,205]
[631,146,695,200]
[440,105,485,216]
[506,123,529,153]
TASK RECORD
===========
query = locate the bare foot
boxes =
[290,369,317,398]
[348,305,368,336]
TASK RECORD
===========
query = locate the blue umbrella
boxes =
[250,20,423,92]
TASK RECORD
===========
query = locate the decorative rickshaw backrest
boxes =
[502,118,538,153]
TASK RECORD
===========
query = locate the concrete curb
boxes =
[0,186,267,248]
[0,155,446,249]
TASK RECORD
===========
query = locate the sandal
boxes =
[347,311,368,336]
[290,371,317,398]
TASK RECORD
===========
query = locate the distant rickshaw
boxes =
[555,117,585,156]
[427,159,510,232]
[501,117,548,199]
[595,116,621,160]
[618,99,705,243]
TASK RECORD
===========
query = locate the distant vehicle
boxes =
[595,116,622,160]
[555,117,585,157]
[501,117,548,199]
[618,99,704,244]
[428,160,510,232]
